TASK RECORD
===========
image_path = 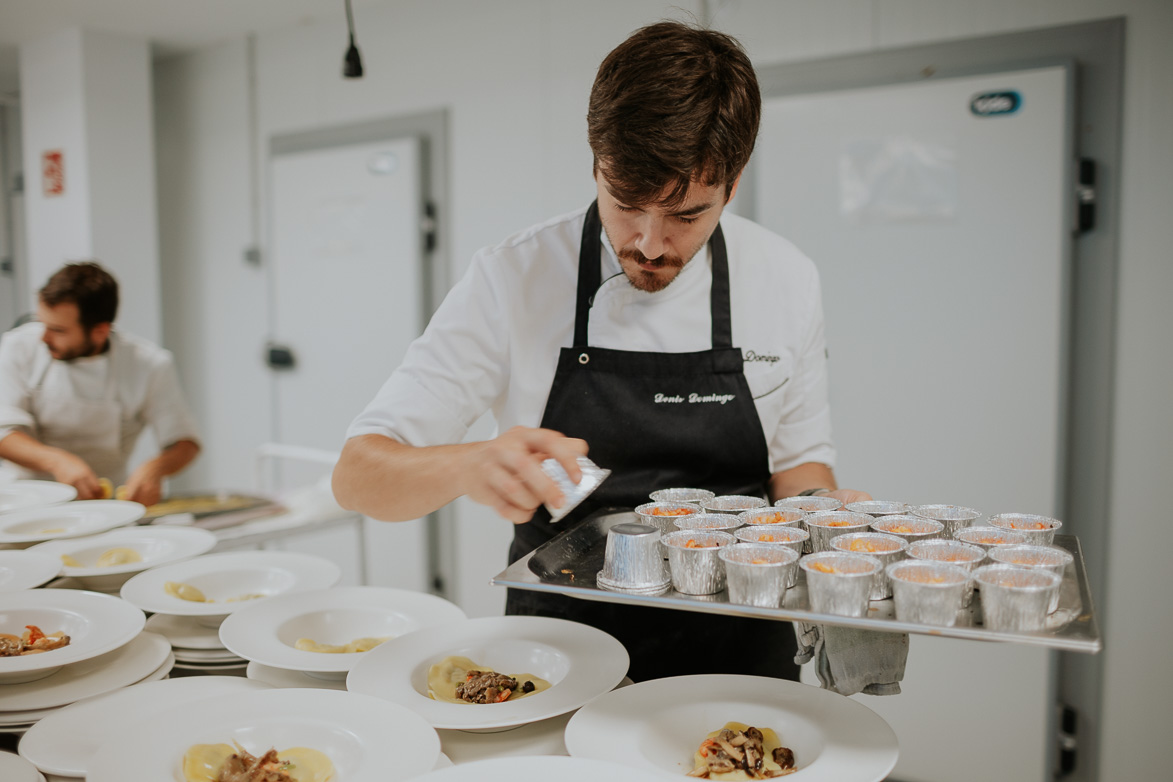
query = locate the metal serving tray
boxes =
[492,508,1101,654]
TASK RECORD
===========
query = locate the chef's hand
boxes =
[822,488,872,505]
[122,463,164,507]
[50,451,103,500]
[460,426,588,525]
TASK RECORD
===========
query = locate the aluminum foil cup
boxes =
[774,495,843,513]
[911,504,983,539]
[633,501,702,535]
[672,512,744,533]
[541,456,610,522]
[974,564,1061,632]
[846,500,910,517]
[649,487,715,506]
[736,507,805,529]
[803,511,874,553]
[734,525,809,586]
[830,532,908,599]
[596,523,671,595]
[887,560,970,626]
[869,514,945,545]
[662,530,736,595]
[703,495,768,514]
[800,551,881,616]
[719,544,800,608]
[955,526,1029,554]
[907,539,986,606]
[987,513,1063,546]
[988,545,1073,613]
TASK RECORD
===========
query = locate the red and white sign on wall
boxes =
[42,149,65,197]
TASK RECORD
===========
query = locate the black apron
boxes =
[505,202,798,683]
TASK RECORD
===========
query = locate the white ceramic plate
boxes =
[564,674,899,781]
[119,550,342,616]
[19,676,274,778]
[0,481,76,515]
[346,615,629,730]
[247,660,349,691]
[0,550,61,592]
[172,646,243,663]
[219,586,467,674]
[0,750,46,782]
[0,631,170,711]
[28,526,217,590]
[86,688,441,782]
[414,755,671,781]
[0,501,144,547]
[143,612,225,650]
[0,590,146,682]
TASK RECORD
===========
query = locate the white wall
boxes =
[155,1,1171,779]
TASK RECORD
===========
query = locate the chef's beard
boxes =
[616,248,689,293]
[52,334,99,362]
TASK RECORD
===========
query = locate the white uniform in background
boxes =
[0,322,200,484]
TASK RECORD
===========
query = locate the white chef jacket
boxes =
[347,206,836,474]
[0,323,201,484]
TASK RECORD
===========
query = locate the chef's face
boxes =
[595,169,741,293]
[37,301,107,361]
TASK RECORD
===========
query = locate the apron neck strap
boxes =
[574,200,733,348]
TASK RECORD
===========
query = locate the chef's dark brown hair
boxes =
[39,262,119,331]
[587,21,760,207]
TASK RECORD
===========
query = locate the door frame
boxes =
[267,109,453,601]
[745,19,1123,782]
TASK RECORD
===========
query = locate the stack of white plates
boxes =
[0,590,168,736]
[0,500,144,551]
[122,551,342,676]
[217,586,466,690]
[29,526,216,593]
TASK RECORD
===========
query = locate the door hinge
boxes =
[1077,158,1096,234]
[1056,704,1078,777]
[421,201,437,253]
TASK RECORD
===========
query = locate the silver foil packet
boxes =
[541,456,610,523]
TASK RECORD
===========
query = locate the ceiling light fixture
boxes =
[342,0,364,78]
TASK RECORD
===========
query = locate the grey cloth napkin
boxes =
[794,622,909,696]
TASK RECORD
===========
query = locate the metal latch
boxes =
[265,343,296,370]
[421,202,438,253]
[1077,158,1096,234]
[1056,703,1078,776]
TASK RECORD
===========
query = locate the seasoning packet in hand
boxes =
[541,456,610,523]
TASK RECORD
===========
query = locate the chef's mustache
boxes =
[618,247,685,269]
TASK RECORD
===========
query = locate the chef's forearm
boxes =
[0,430,70,474]
[768,461,838,502]
[333,434,479,522]
[142,439,200,479]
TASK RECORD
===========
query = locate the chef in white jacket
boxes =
[0,262,200,505]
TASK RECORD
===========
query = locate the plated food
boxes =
[689,722,795,779]
[183,742,333,782]
[427,655,550,704]
[0,500,144,547]
[295,636,389,654]
[0,624,70,656]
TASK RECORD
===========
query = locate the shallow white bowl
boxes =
[0,589,145,683]
[0,550,61,592]
[219,586,466,676]
[0,501,144,548]
[19,676,273,778]
[119,550,342,617]
[29,526,217,591]
[347,615,629,730]
[564,673,898,781]
[0,480,76,514]
[86,688,440,782]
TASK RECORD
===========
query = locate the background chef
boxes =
[334,21,869,682]
[0,262,200,506]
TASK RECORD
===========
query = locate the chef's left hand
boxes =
[823,488,872,505]
[122,464,163,507]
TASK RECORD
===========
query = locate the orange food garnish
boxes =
[684,538,715,548]
[972,536,1008,545]
[847,539,892,553]
[886,525,915,534]
[24,625,45,644]
[824,520,855,527]
[1011,521,1048,530]
[647,507,696,516]
[807,562,838,574]
[758,534,776,542]
[755,513,785,524]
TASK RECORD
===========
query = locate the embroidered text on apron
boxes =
[506,201,798,682]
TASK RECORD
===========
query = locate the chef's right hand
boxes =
[460,426,588,525]
[50,451,103,500]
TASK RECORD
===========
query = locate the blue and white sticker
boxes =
[970,90,1022,117]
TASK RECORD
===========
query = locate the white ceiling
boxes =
[0,0,383,96]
